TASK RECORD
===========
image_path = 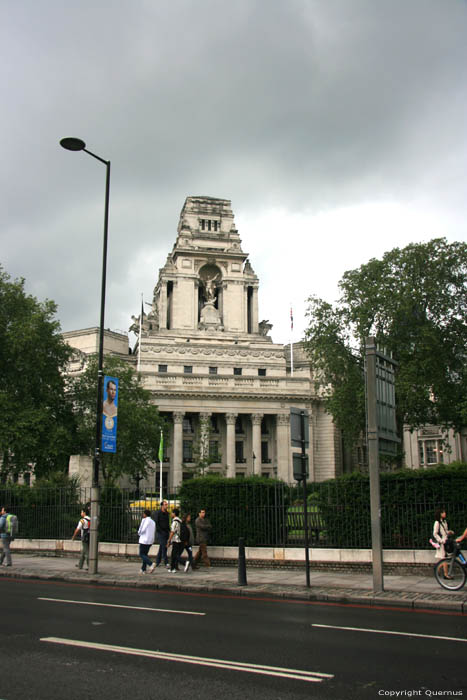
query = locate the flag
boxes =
[158,431,164,462]
[290,306,293,331]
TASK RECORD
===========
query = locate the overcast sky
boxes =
[2,0,466,346]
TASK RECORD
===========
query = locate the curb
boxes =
[1,568,465,614]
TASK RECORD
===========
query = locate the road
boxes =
[0,578,466,700]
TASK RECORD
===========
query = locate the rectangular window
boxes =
[184,366,193,374]
[158,364,167,373]
[258,368,266,376]
[261,441,270,463]
[418,441,425,466]
[234,367,242,376]
[209,440,219,461]
[424,439,444,465]
[183,416,193,433]
[183,440,193,462]
[235,441,245,462]
[209,366,218,375]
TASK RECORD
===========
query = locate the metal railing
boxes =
[1,478,465,548]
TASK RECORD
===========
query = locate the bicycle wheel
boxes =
[434,558,466,591]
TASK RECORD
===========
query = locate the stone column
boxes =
[251,286,259,334]
[172,412,184,488]
[160,281,167,330]
[225,413,237,478]
[276,414,290,482]
[308,410,315,482]
[251,413,263,476]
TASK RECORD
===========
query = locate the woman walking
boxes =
[138,509,156,575]
[433,508,454,579]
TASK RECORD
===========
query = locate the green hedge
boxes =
[178,475,289,546]
[314,462,467,549]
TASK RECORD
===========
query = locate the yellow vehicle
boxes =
[129,499,180,513]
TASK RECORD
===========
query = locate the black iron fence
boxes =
[1,479,465,548]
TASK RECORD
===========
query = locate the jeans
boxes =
[78,540,89,569]
[170,541,183,571]
[180,544,193,566]
[155,532,169,566]
[0,536,12,566]
[139,543,153,571]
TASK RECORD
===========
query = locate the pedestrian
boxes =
[138,509,156,575]
[71,507,91,570]
[180,513,195,572]
[433,508,454,578]
[168,508,182,573]
[193,508,212,568]
[0,506,13,567]
[153,499,170,569]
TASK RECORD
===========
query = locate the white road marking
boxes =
[37,597,205,616]
[40,637,334,683]
[312,624,467,643]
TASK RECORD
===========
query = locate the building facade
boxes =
[64,196,466,489]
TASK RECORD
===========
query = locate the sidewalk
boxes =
[1,553,466,613]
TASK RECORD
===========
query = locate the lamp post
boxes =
[60,137,111,575]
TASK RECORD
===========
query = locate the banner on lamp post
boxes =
[102,375,119,453]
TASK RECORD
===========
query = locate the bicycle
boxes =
[434,540,467,591]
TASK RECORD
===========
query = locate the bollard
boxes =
[238,537,247,586]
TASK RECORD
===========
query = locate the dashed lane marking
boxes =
[312,623,467,643]
[38,597,205,616]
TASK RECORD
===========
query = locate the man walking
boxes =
[0,506,13,567]
[72,507,91,570]
[153,500,170,568]
[193,508,212,568]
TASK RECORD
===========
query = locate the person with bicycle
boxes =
[433,508,454,578]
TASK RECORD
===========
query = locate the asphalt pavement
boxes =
[1,552,466,613]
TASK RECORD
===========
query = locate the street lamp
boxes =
[60,137,111,575]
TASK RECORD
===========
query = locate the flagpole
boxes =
[137,293,143,373]
[290,304,294,376]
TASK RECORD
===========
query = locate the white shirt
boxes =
[138,516,156,545]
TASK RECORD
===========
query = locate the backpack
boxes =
[6,514,18,539]
[180,522,190,544]
[81,516,91,543]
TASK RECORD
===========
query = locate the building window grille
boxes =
[258,368,266,376]
[158,364,167,373]
[209,366,218,375]
[184,365,193,374]
[234,367,242,376]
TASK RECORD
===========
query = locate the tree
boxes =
[304,238,467,450]
[184,415,224,478]
[0,266,74,479]
[69,355,166,484]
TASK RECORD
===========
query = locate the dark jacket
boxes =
[195,516,212,544]
[153,509,170,536]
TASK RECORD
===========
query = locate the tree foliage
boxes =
[0,266,74,479]
[304,238,467,447]
[69,355,166,484]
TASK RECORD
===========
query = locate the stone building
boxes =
[65,196,344,489]
[64,196,466,489]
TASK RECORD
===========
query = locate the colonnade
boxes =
[167,410,294,487]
